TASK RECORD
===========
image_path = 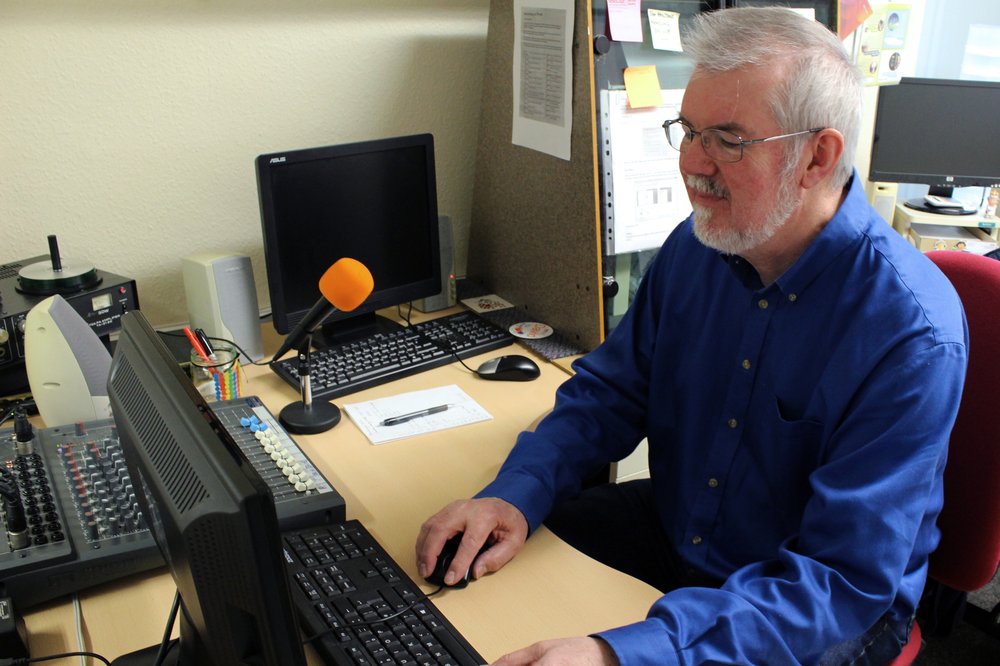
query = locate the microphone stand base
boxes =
[279,400,341,434]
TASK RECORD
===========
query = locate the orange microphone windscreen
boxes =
[318,258,374,312]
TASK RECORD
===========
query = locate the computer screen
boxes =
[256,133,441,347]
[107,311,307,665]
[869,77,1000,212]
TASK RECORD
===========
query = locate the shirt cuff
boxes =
[475,472,554,533]
[595,621,680,666]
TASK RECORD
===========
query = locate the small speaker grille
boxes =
[111,355,209,513]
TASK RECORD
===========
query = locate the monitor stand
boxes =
[903,186,976,216]
[312,311,403,348]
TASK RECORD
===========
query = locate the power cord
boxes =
[0,654,111,666]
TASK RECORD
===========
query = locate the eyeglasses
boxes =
[662,119,823,163]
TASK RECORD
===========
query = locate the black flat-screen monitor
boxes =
[256,133,441,347]
[106,311,307,665]
[869,77,1000,214]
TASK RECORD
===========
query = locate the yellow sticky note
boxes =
[623,66,664,109]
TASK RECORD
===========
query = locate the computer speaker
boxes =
[182,253,264,362]
[871,182,899,228]
[414,215,457,313]
[24,295,113,427]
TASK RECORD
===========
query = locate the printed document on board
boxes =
[604,88,692,255]
[512,0,574,161]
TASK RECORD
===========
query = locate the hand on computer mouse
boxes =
[416,497,529,587]
[425,533,487,588]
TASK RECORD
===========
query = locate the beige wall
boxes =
[1,0,490,328]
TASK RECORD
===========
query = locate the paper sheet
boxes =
[648,9,682,52]
[343,385,493,445]
[512,0,575,160]
[603,88,691,255]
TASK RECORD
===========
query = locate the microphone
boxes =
[275,258,373,435]
[271,258,374,363]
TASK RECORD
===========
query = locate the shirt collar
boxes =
[720,170,870,295]
[773,170,869,296]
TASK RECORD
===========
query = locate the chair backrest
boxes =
[925,250,1000,591]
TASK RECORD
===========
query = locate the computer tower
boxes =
[414,215,457,313]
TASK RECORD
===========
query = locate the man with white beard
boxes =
[417,7,968,665]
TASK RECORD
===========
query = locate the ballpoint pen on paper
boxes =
[380,404,450,427]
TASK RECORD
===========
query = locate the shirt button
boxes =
[788,293,798,302]
[727,418,738,429]
[708,478,719,488]
[692,536,703,545]
[741,358,751,370]
[757,298,769,309]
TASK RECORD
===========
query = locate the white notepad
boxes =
[343,384,492,445]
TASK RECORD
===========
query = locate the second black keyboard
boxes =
[270,311,513,401]
[285,520,484,666]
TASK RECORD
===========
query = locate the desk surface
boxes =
[22,311,660,664]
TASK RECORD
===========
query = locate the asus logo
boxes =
[269,157,287,164]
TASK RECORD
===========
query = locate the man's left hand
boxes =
[491,637,619,666]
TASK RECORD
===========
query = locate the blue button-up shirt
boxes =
[478,175,968,664]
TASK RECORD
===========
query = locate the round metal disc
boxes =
[17,258,102,295]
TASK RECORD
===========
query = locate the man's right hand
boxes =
[416,497,529,586]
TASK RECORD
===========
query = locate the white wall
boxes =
[0,0,490,327]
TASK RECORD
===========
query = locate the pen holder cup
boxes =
[189,345,246,402]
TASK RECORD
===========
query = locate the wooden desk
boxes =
[21,316,660,663]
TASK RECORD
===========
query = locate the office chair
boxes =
[889,250,1000,665]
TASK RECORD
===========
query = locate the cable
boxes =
[0,652,113,666]
[71,595,85,666]
[152,591,181,666]
[300,584,446,646]
[159,330,269,367]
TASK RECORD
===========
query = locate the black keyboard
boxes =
[271,311,513,400]
[285,520,484,666]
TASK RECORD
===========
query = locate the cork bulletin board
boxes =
[467,0,606,353]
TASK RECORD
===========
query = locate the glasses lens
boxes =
[703,129,743,163]
[665,121,689,151]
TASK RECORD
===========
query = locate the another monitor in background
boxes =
[869,77,1000,215]
[256,133,441,348]
[106,311,307,666]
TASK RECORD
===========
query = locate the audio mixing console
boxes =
[1,396,345,609]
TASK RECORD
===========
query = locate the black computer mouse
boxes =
[475,354,540,381]
[426,534,488,588]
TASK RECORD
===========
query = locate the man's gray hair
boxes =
[683,7,862,188]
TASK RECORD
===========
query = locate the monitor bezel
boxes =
[255,133,441,344]
[868,77,1000,194]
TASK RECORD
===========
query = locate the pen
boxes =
[380,404,449,427]
[183,326,212,363]
[194,328,217,359]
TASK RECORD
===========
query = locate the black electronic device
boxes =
[270,310,513,401]
[475,354,541,382]
[0,395,344,611]
[0,250,138,398]
[423,532,490,590]
[869,77,1000,215]
[285,520,485,665]
[107,311,309,665]
[255,133,442,348]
